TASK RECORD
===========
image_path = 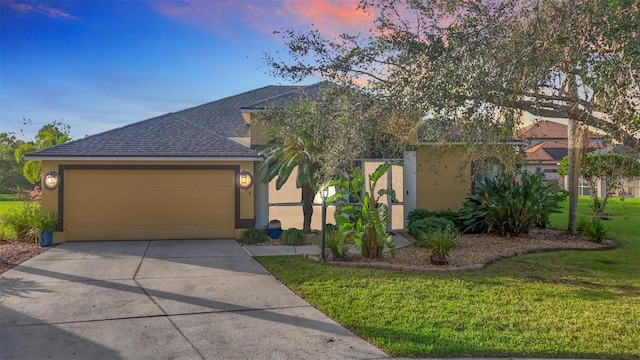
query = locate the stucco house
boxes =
[518,120,603,184]
[27,83,521,243]
[26,84,329,243]
[518,120,639,197]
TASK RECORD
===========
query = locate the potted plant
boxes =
[424,227,458,265]
[31,210,60,247]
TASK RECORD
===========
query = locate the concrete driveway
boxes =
[0,240,388,360]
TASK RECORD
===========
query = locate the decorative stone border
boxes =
[302,239,619,273]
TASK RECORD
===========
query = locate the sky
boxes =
[0,0,373,140]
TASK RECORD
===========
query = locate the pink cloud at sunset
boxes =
[151,0,374,38]
[1,0,78,20]
[282,0,374,35]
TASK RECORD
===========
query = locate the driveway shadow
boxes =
[11,264,353,338]
[0,277,52,299]
[0,305,121,360]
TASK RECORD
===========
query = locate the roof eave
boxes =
[25,155,264,162]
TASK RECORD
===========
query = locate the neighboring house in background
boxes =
[518,120,602,184]
[519,120,640,198]
[27,83,520,243]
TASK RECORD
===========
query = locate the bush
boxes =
[407,209,432,225]
[317,226,348,260]
[407,209,462,232]
[418,227,459,256]
[1,201,40,242]
[458,169,563,236]
[408,216,457,238]
[239,228,269,244]
[280,228,305,245]
[578,217,608,243]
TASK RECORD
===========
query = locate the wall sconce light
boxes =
[43,171,60,190]
[238,171,253,189]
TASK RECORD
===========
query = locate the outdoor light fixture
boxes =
[238,171,253,189]
[320,186,330,262]
[43,171,60,190]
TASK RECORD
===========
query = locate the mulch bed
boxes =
[305,228,617,273]
[0,238,49,275]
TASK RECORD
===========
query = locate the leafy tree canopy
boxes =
[558,151,640,213]
[255,84,411,182]
[14,121,71,184]
[0,132,31,191]
[267,0,639,147]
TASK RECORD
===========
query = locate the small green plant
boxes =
[239,228,269,244]
[280,228,305,245]
[408,216,457,238]
[318,225,348,260]
[1,201,39,242]
[418,227,459,256]
[578,217,608,243]
[27,210,61,243]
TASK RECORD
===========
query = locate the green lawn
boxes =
[0,193,18,201]
[0,195,22,239]
[258,197,640,359]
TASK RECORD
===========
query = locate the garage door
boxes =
[63,169,235,241]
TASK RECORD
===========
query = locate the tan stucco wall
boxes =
[249,114,271,147]
[266,167,337,230]
[41,160,255,242]
[416,146,472,211]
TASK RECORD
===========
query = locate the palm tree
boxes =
[258,128,320,233]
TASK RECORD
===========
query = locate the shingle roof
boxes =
[525,139,603,165]
[518,121,568,139]
[240,82,326,111]
[27,84,320,159]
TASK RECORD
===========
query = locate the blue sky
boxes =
[1,0,371,139]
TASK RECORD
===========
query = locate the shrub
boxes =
[419,227,459,256]
[1,201,40,242]
[407,209,462,233]
[407,209,432,225]
[317,226,348,260]
[578,217,608,243]
[280,228,305,245]
[408,216,457,238]
[27,210,60,243]
[239,228,269,244]
[332,163,397,259]
[458,169,563,236]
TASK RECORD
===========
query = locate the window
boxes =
[578,177,591,196]
[623,178,637,197]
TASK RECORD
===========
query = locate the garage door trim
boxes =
[57,164,254,231]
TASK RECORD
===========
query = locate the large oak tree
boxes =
[266,0,639,233]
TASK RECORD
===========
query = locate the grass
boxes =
[258,197,640,359]
[0,193,19,201]
[0,194,22,239]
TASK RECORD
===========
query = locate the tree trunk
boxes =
[567,119,580,234]
[301,185,315,233]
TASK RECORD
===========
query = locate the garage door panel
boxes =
[69,223,233,241]
[64,169,236,240]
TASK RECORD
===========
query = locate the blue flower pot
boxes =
[39,231,53,247]
[268,220,282,240]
